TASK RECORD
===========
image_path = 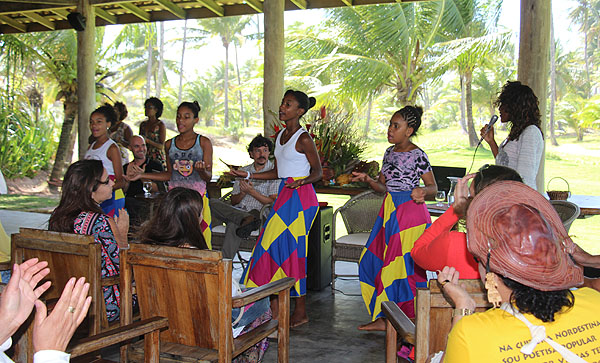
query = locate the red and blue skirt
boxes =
[359,191,430,320]
[241,177,319,297]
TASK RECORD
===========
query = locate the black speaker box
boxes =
[67,12,86,31]
[307,206,333,291]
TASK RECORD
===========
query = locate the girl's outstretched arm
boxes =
[351,171,387,193]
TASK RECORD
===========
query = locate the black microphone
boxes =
[478,115,499,144]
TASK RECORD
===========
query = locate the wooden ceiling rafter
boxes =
[154,0,186,18]
[23,12,56,30]
[119,2,151,21]
[0,14,27,32]
[94,7,118,23]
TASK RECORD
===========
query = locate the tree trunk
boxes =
[549,14,559,146]
[234,44,246,127]
[156,22,165,98]
[224,41,230,128]
[146,37,153,99]
[178,19,188,106]
[465,70,478,147]
[364,99,372,136]
[459,74,468,134]
[49,98,78,188]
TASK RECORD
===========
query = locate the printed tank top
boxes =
[168,134,206,195]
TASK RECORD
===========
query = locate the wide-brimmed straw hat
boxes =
[466,181,583,291]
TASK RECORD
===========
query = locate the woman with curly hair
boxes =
[480,81,544,191]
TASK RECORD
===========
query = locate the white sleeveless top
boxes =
[274,128,311,178]
[85,139,117,176]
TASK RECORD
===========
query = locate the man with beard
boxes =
[210,135,279,259]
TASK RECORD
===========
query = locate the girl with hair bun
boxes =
[352,105,437,331]
[84,103,126,218]
[230,89,322,327]
[127,101,213,247]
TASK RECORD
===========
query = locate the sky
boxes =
[103,0,584,93]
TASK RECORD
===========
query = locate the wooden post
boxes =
[77,0,95,159]
[518,0,551,192]
[262,0,284,137]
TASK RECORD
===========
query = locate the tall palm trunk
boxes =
[49,96,77,188]
[459,75,468,134]
[364,99,372,136]
[146,38,153,99]
[223,39,230,128]
[178,19,188,105]
[234,44,246,127]
[156,22,165,98]
[549,15,559,146]
[465,70,478,147]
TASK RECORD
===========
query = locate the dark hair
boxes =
[284,89,316,117]
[494,81,542,141]
[49,160,105,233]
[178,101,201,118]
[247,134,273,153]
[473,165,523,194]
[144,97,164,118]
[502,276,574,322]
[92,103,118,126]
[114,101,128,122]
[393,106,424,136]
[137,187,208,250]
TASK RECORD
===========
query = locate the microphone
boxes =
[478,115,499,144]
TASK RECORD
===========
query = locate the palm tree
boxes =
[200,16,251,128]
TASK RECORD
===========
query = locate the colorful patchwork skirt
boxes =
[201,193,212,249]
[359,191,430,320]
[100,188,125,218]
[241,178,319,297]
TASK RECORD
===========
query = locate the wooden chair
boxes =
[550,200,580,233]
[331,190,384,292]
[121,243,296,362]
[383,279,491,363]
[9,228,168,362]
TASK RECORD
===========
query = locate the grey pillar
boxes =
[77,0,96,159]
[262,0,284,137]
[518,0,551,192]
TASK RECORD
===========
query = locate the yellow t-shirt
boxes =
[445,287,600,362]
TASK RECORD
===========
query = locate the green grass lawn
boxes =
[0,194,58,213]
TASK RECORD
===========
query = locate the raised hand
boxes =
[453,173,476,217]
[33,277,91,352]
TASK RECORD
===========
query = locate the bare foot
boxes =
[358,317,386,331]
[290,312,309,328]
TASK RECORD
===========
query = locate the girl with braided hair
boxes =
[352,105,437,331]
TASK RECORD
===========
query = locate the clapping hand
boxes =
[453,173,476,217]
[351,171,369,183]
[410,187,426,204]
[0,258,51,342]
[437,266,476,312]
[285,178,305,189]
[33,277,91,352]
[240,180,255,194]
[194,160,206,172]
[125,163,144,181]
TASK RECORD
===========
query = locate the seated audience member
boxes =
[439,181,600,363]
[48,160,128,323]
[138,187,271,362]
[210,135,279,259]
[123,135,165,225]
[0,258,91,363]
[412,165,522,279]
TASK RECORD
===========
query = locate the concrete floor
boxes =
[1,210,391,362]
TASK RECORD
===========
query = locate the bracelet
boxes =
[245,172,251,180]
[452,308,474,317]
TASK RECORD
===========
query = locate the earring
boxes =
[485,272,502,308]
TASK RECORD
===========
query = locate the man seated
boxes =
[123,135,165,225]
[210,135,279,259]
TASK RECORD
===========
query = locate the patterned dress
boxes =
[359,146,432,320]
[73,211,121,322]
[139,120,166,169]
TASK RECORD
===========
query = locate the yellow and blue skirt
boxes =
[359,191,430,320]
[241,177,319,297]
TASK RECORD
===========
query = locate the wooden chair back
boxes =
[414,279,491,363]
[122,243,233,361]
[11,227,109,335]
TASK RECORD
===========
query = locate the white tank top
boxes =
[274,128,311,178]
[85,139,117,176]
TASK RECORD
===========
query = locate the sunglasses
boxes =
[97,175,114,185]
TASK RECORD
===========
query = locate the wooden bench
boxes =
[121,243,295,362]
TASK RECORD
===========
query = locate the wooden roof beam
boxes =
[94,7,117,23]
[5,0,74,4]
[290,0,307,9]
[245,0,263,13]
[120,2,150,21]
[195,0,224,16]
[0,15,27,32]
[341,0,352,5]
[23,12,56,30]
[51,8,70,20]
[154,0,186,19]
